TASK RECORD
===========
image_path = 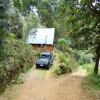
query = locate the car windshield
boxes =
[40,54,50,59]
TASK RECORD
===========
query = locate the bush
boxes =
[52,51,78,76]
[33,49,40,58]
[73,50,81,61]
[59,51,78,71]
[59,52,67,63]
[80,54,94,64]
[83,63,94,73]
[67,56,78,71]
[51,63,71,76]
[57,63,72,75]
[0,39,36,93]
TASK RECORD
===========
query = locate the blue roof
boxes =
[27,28,55,45]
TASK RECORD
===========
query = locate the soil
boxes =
[0,67,95,100]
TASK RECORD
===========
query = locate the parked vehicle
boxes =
[36,52,53,69]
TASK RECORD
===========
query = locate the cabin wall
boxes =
[31,44,54,51]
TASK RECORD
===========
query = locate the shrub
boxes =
[52,66,61,76]
[52,51,78,76]
[51,63,71,76]
[59,51,78,71]
[0,39,36,93]
[83,63,94,73]
[73,50,81,61]
[58,63,72,75]
[67,56,78,71]
[57,38,67,51]
[33,49,40,58]
[80,54,94,64]
[59,52,67,63]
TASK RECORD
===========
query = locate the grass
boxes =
[83,63,94,73]
[51,65,60,77]
[83,63,100,99]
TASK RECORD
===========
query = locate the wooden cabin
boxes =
[27,28,55,52]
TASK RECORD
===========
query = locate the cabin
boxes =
[27,28,55,51]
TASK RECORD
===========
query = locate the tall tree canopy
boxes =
[63,0,100,74]
[0,0,11,46]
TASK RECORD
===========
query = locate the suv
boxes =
[36,52,53,69]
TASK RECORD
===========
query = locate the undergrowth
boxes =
[83,63,100,99]
[51,51,78,76]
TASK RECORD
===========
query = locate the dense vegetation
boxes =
[0,0,38,92]
[0,39,36,92]
[51,50,78,76]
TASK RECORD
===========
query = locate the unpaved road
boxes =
[0,67,95,100]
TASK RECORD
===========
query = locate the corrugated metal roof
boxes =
[27,28,55,45]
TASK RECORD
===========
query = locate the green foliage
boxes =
[73,50,81,61]
[82,58,100,98]
[9,8,26,39]
[59,51,78,70]
[24,10,39,41]
[32,49,40,58]
[64,0,100,73]
[57,38,72,52]
[0,0,11,48]
[80,54,94,64]
[57,38,67,51]
[9,0,39,40]
[37,0,54,27]
[23,12,39,41]
[84,74,100,90]
[83,54,93,64]
[0,0,40,93]
[83,63,94,73]
[60,51,78,70]
[73,50,94,65]
[25,12,38,31]
[53,63,72,76]
[59,52,67,63]
[0,39,35,93]
[83,74,100,99]
[13,0,23,12]
[52,51,78,76]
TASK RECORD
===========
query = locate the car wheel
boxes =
[47,63,50,70]
[51,62,53,65]
[36,65,38,69]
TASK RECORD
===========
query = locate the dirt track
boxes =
[0,67,95,100]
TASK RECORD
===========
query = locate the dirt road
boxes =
[0,67,95,100]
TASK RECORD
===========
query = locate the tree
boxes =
[36,0,54,27]
[8,0,39,40]
[13,0,23,12]
[9,8,26,39]
[23,12,39,41]
[0,0,11,58]
[13,0,34,14]
[64,0,100,74]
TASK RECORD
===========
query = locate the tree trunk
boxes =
[94,43,100,74]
